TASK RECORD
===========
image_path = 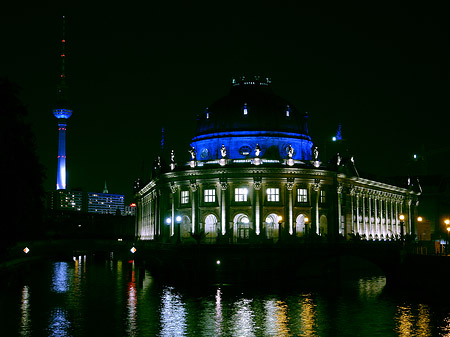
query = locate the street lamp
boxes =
[399,214,405,242]
[304,217,309,236]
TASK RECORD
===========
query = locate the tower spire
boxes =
[53,15,73,190]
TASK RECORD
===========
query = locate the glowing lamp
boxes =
[278,216,282,222]
[332,136,337,142]
[445,219,450,226]
[304,217,309,223]
[166,217,171,224]
[23,247,30,254]
[399,214,405,221]
[176,216,182,222]
[130,247,137,253]
[216,260,221,265]
[417,216,423,222]
[130,203,136,207]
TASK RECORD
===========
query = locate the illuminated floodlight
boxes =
[118,238,123,241]
[332,136,337,142]
[23,247,30,254]
[176,216,182,222]
[130,247,137,253]
[166,217,171,224]
[216,260,221,265]
[413,154,417,159]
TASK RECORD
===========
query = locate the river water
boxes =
[1,255,450,337]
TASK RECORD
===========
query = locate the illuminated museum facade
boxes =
[135,77,420,243]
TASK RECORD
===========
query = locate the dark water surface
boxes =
[1,256,450,336]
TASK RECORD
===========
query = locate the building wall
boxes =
[136,166,419,243]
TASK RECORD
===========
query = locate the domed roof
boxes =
[195,77,309,137]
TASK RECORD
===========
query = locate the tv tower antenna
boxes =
[53,15,73,190]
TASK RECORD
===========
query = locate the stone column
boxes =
[287,179,294,235]
[253,178,262,235]
[350,186,355,235]
[190,180,198,234]
[170,183,177,237]
[356,190,360,234]
[312,179,321,235]
[337,183,343,236]
[220,180,228,235]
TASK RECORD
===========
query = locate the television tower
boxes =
[53,15,72,190]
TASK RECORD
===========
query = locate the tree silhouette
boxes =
[0,78,45,251]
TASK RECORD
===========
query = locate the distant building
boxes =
[48,189,128,216]
[87,192,125,215]
[135,77,421,243]
[50,189,83,211]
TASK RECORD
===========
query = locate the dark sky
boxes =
[1,2,449,201]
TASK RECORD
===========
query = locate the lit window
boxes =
[297,188,308,203]
[320,190,326,203]
[204,189,216,203]
[181,190,189,204]
[235,188,248,202]
[267,188,280,202]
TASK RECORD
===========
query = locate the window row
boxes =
[179,187,315,204]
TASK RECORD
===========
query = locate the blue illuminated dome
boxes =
[191,77,313,161]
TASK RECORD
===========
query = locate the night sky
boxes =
[1,3,449,202]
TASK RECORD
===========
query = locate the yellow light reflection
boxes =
[395,304,431,337]
[300,294,317,337]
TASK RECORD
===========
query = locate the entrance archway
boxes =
[296,214,307,237]
[265,213,280,242]
[233,213,250,243]
[204,214,218,244]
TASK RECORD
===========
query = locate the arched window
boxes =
[265,213,280,242]
[204,214,218,244]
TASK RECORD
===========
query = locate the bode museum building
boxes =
[135,77,420,244]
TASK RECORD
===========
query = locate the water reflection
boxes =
[48,307,70,337]
[264,299,289,336]
[160,286,187,336]
[20,285,31,336]
[126,261,138,336]
[395,304,431,337]
[231,298,256,336]
[299,294,318,337]
[51,262,69,293]
[7,259,450,336]
[215,288,223,335]
[358,276,386,299]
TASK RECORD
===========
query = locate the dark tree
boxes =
[0,78,45,251]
